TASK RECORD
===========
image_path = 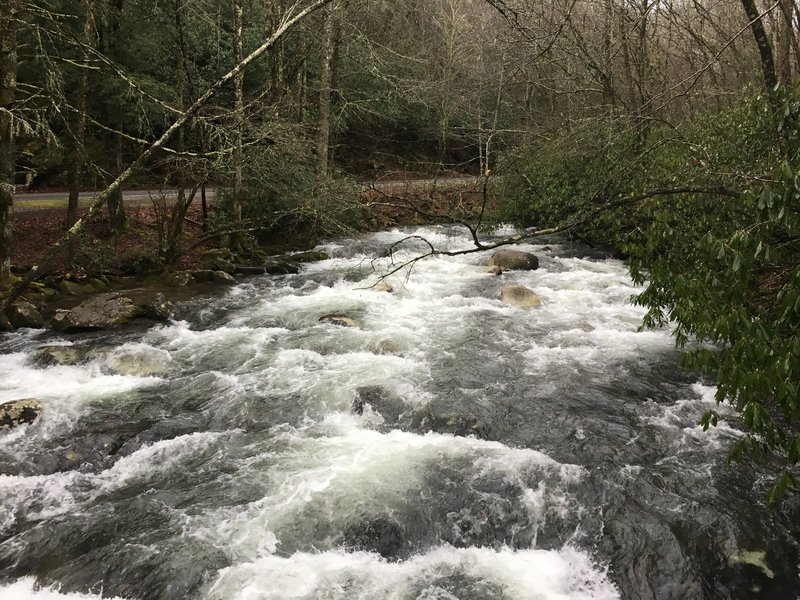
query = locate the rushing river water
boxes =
[1,226,799,600]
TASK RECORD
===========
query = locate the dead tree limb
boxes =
[0,0,334,316]
[373,186,742,282]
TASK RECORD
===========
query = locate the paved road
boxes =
[13,177,483,212]
[13,189,216,213]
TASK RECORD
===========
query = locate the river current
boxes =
[0,226,798,599]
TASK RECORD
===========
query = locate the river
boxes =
[0,225,798,599]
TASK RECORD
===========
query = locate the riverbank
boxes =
[2,178,494,331]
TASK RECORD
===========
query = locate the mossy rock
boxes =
[9,300,44,328]
[58,280,84,295]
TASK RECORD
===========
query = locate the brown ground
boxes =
[11,204,211,276]
[10,178,495,278]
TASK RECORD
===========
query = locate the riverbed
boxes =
[1,225,797,599]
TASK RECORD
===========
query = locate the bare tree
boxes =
[0,0,17,282]
[67,0,95,228]
[0,0,336,314]
[316,0,340,176]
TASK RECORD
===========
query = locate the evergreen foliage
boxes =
[496,91,800,499]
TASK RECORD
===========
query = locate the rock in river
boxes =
[487,249,539,271]
[319,314,361,328]
[0,399,42,428]
[9,300,44,328]
[52,291,175,332]
[500,284,542,308]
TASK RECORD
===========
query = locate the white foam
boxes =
[641,383,742,455]
[0,352,162,440]
[0,578,130,600]
[207,545,619,600]
[188,417,583,562]
[96,430,234,493]
[0,471,82,534]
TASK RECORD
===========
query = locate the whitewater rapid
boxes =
[1,226,796,599]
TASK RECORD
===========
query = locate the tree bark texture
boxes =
[231,0,244,249]
[0,0,18,281]
[67,0,94,228]
[740,0,779,93]
[106,0,128,231]
[316,1,339,177]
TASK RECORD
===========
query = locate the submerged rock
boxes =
[319,314,361,328]
[0,399,42,428]
[109,350,170,377]
[418,412,491,440]
[500,285,542,308]
[485,265,503,276]
[352,385,404,424]
[34,344,102,366]
[366,338,398,355]
[9,300,44,328]
[487,249,539,271]
[343,517,406,559]
[263,260,300,275]
[284,250,329,263]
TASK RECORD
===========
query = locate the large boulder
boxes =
[487,249,539,271]
[500,285,542,308]
[125,290,175,320]
[9,300,44,328]
[52,291,175,332]
[0,399,42,428]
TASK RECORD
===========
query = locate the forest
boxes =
[0,0,800,600]
[1,1,800,597]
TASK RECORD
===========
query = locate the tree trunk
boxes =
[778,0,800,82]
[107,137,127,230]
[0,0,335,316]
[231,0,244,249]
[741,0,779,93]
[0,0,18,281]
[67,0,94,228]
[106,0,128,232]
[316,1,338,177]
